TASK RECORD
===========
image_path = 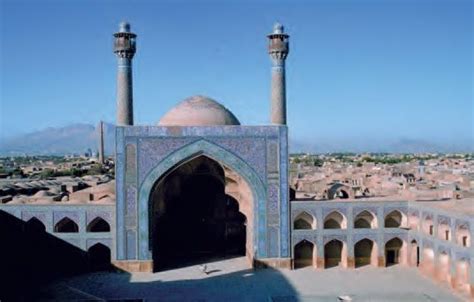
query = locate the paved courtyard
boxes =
[40,257,469,302]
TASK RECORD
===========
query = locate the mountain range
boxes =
[0,123,115,156]
[0,123,472,156]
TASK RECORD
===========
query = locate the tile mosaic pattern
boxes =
[115,125,290,263]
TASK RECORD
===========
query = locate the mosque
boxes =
[0,22,472,299]
[112,21,291,271]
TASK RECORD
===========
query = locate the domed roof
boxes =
[158,95,240,126]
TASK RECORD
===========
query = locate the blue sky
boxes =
[1,0,472,150]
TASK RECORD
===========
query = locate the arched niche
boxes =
[294,212,316,230]
[324,239,347,268]
[54,217,78,233]
[456,224,470,247]
[409,239,420,267]
[324,211,347,229]
[384,210,407,228]
[26,217,46,232]
[87,217,111,233]
[384,237,406,266]
[294,240,315,269]
[437,222,451,241]
[88,243,111,271]
[354,238,377,268]
[136,139,268,268]
[354,210,377,229]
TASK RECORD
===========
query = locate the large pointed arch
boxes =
[137,139,267,260]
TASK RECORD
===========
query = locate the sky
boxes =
[1,0,473,151]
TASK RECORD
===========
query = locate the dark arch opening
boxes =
[354,218,371,228]
[354,239,373,268]
[354,210,375,229]
[294,212,314,230]
[384,211,402,228]
[337,190,349,199]
[324,211,344,229]
[324,240,342,268]
[87,217,110,232]
[410,239,420,267]
[54,217,78,233]
[25,217,46,233]
[88,243,111,271]
[294,240,314,269]
[149,155,247,271]
[385,237,403,266]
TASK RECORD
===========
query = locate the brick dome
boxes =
[158,95,240,126]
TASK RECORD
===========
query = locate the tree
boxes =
[313,158,323,167]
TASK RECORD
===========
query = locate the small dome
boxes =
[158,95,240,126]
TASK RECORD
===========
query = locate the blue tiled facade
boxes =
[115,125,291,265]
[0,204,115,254]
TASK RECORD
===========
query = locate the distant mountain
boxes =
[1,123,472,156]
[0,123,115,156]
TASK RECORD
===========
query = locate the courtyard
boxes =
[39,257,469,302]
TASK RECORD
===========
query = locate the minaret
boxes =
[268,23,289,125]
[114,22,136,126]
[98,121,105,164]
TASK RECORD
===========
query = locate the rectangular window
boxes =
[445,230,449,240]
[429,225,434,235]
[462,236,468,247]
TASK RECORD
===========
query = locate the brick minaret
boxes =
[114,22,136,126]
[268,23,289,125]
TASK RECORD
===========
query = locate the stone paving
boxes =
[40,257,469,302]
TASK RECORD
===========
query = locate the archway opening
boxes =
[54,217,78,233]
[385,237,403,266]
[438,223,451,241]
[328,184,352,200]
[294,212,316,230]
[149,155,251,271]
[324,240,343,268]
[384,210,404,228]
[88,243,111,271]
[354,210,376,229]
[456,225,470,247]
[337,190,349,199]
[87,217,110,232]
[294,240,314,269]
[324,211,346,229]
[354,239,375,268]
[26,217,46,232]
[422,216,434,235]
[410,239,419,267]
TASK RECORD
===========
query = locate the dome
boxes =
[158,95,240,126]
